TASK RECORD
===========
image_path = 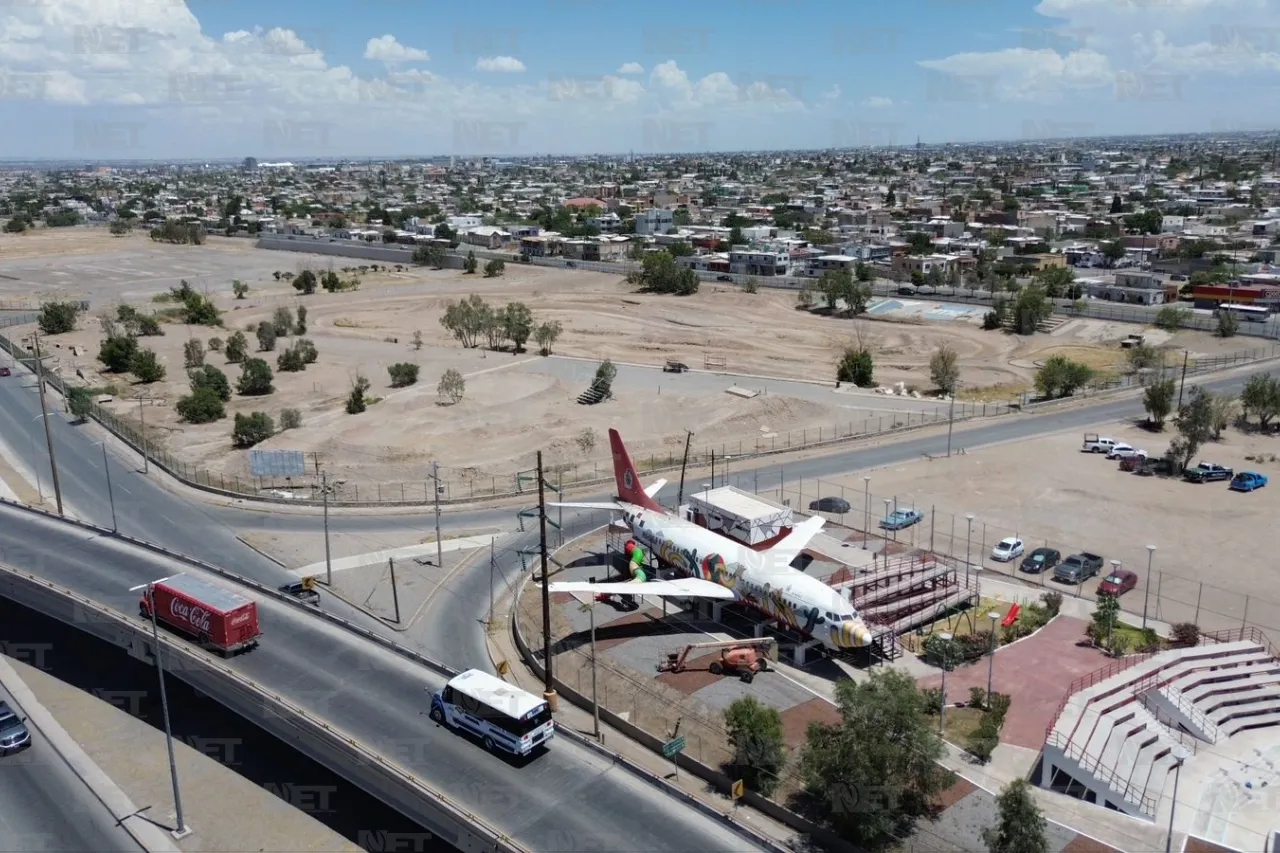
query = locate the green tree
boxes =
[232,280,249,299]
[280,408,302,430]
[983,779,1049,853]
[270,306,292,337]
[1035,265,1075,298]
[464,250,478,274]
[1101,240,1127,266]
[1034,355,1094,399]
[534,320,563,356]
[130,348,166,383]
[632,251,699,295]
[293,338,318,364]
[855,261,873,283]
[175,387,226,424]
[1154,305,1191,331]
[502,302,535,352]
[1088,591,1122,651]
[182,338,204,369]
[929,344,960,394]
[277,345,306,372]
[799,669,953,845]
[387,362,420,387]
[189,364,231,402]
[232,412,274,448]
[1240,373,1280,430]
[1012,286,1052,334]
[723,697,787,798]
[294,305,307,335]
[1126,344,1161,372]
[591,359,617,398]
[438,368,466,404]
[293,269,317,294]
[68,387,94,422]
[836,345,874,387]
[1143,377,1176,429]
[817,269,852,311]
[1216,309,1240,338]
[256,321,278,352]
[483,259,505,278]
[98,335,139,373]
[1169,386,1216,470]
[346,374,371,414]
[237,357,274,396]
[5,217,28,233]
[224,331,248,363]
[440,294,488,348]
[38,301,79,335]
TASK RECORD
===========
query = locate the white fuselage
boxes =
[620,507,873,650]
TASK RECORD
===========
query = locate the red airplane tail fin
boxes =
[609,429,664,512]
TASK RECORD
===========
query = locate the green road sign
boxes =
[662,736,686,758]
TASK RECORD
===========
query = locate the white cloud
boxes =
[475,56,525,73]
[822,84,842,101]
[617,62,644,75]
[863,96,893,108]
[364,35,429,63]
[0,1,843,157]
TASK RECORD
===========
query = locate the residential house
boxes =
[448,214,484,230]
[635,208,675,235]
[728,247,790,277]
[891,253,958,280]
[520,234,562,257]
[589,212,623,232]
[562,236,629,262]
[462,226,510,250]
[1081,271,1170,305]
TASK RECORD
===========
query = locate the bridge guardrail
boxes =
[0,499,783,850]
[0,558,520,853]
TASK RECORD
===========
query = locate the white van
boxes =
[429,669,554,756]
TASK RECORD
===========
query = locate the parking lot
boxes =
[788,420,1280,641]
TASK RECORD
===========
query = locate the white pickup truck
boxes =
[1082,433,1118,454]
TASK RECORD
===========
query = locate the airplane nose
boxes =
[837,622,873,648]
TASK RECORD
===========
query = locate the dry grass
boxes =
[1032,344,1130,378]
[939,705,987,744]
[957,381,1031,403]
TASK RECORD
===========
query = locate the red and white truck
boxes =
[139,574,262,656]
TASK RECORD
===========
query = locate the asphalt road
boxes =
[0,506,774,853]
[0,683,144,853]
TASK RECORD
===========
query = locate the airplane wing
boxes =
[767,515,826,567]
[549,577,735,600]
[643,478,667,499]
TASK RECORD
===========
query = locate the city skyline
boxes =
[1,0,1278,159]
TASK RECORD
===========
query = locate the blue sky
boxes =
[1,0,1277,159]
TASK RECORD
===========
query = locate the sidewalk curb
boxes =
[0,656,183,853]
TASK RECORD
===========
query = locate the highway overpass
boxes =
[0,500,781,853]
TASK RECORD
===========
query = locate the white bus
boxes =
[1217,302,1271,322]
[429,669,554,756]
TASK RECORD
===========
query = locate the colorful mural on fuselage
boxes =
[627,515,821,637]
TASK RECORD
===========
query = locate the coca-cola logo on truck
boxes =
[169,597,211,633]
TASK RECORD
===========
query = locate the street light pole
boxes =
[28,331,64,516]
[965,514,975,588]
[1143,545,1156,631]
[986,611,1000,698]
[946,390,957,458]
[1165,748,1189,853]
[1109,559,1122,647]
[862,477,870,549]
[431,461,444,569]
[321,471,333,586]
[129,578,190,840]
[28,414,45,502]
[883,498,892,545]
[96,441,118,533]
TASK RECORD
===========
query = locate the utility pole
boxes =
[29,328,64,517]
[537,451,557,709]
[1177,350,1189,409]
[710,450,715,490]
[676,430,693,509]
[131,391,151,474]
[488,537,496,626]
[946,389,957,458]
[431,461,443,569]
[388,557,401,623]
[321,471,333,586]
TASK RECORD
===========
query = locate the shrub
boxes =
[438,368,465,404]
[277,345,306,372]
[68,387,94,421]
[183,338,205,368]
[272,305,294,337]
[1171,622,1200,648]
[231,412,274,448]
[1040,591,1063,618]
[279,408,302,430]
[722,697,787,798]
[189,364,231,401]
[232,280,249,299]
[836,345,874,387]
[294,305,307,335]
[919,687,944,716]
[968,686,987,710]
[130,348,166,383]
[208,336,223,352]
[294,338,318,364]
[38,301,79,335]
[1154,306,1191,332]
[965,715,1000,762]
[346,374,371,414]
[237,357,274,395]
[988,692,1012,726]
[388,362,420,387]
[98,335,139,373]
[293,269,317,294]
[176,387,226,423]
[256,321,277,351]
[224,331,248,363]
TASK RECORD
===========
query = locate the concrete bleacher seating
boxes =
[1041,639,1280,820]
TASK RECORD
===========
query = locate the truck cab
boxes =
[1082,434,1117,454]
[1055,552,1103,584]
[1183,462,1234,483]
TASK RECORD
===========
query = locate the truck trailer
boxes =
[139,574,262,656]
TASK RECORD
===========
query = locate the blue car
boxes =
[1230,471,1268,492]
[879,508,924,531]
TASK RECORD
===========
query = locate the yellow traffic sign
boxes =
[731,779,744,800]
[496,660,510,676]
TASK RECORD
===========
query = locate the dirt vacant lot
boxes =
[811,420,1280,639]
[3,231,1260,494]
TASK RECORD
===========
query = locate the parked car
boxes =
[0,701,31,755]
[990,537,1025,562]
[1082,434,1118,454]
[564,261,577,268]
[1183,462,1234,483]
[809,496,852,514]
[896,286,915,296]
[662,361,689,373]
[1055,552,1104,584]
[1135,456,1176,477]
[1230,471,1268,492]
[1020,547,1061,574]
[279,580,321,607]
[716,275,734,282]
[879,508,924,531]
[0,367,10,377]
[1098,569,1138,597]
[1106,444,1147,460]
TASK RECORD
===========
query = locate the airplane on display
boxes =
[549,429,874,651]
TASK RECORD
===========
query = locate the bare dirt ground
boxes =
[4,229,1256,494]
[811,420,1280,642]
